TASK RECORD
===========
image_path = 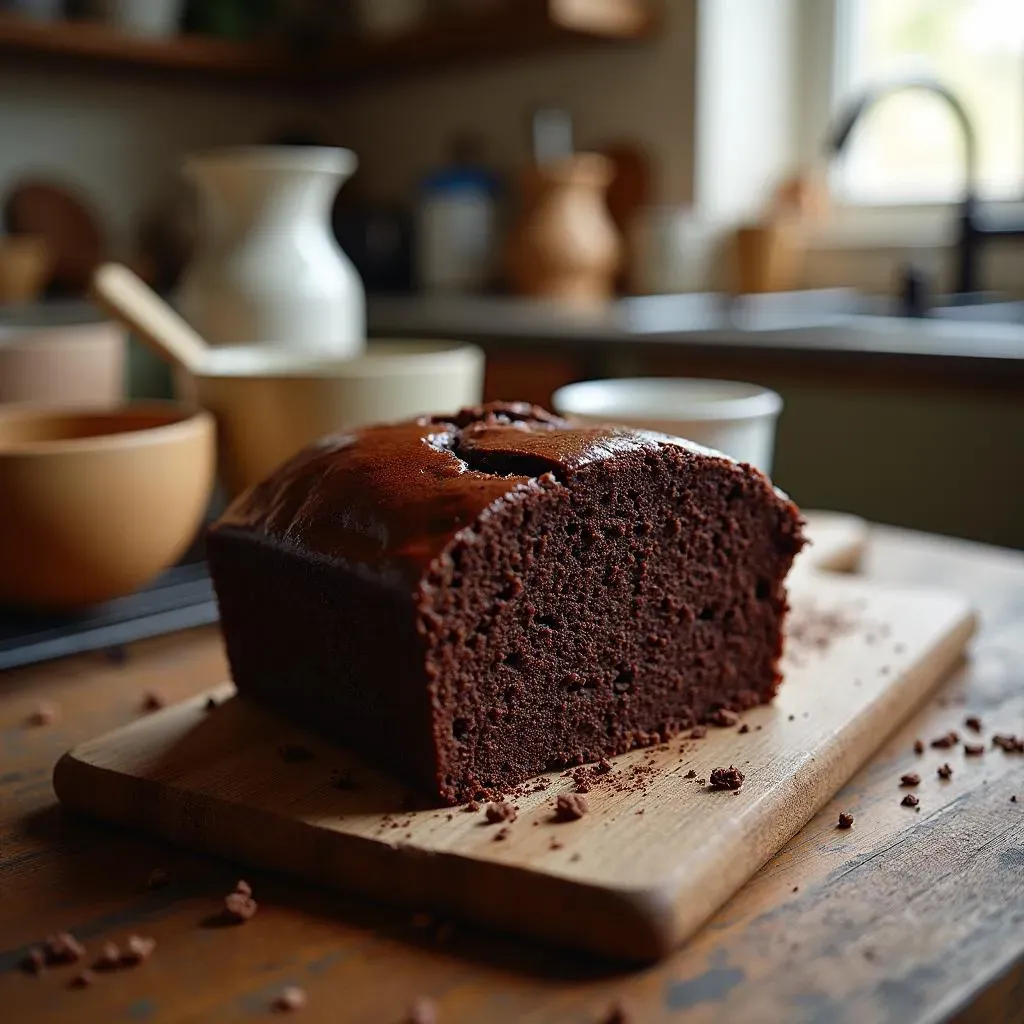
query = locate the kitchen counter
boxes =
[2,524,1023,1023]
[368,293,1024,380]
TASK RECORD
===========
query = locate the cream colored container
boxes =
[552,377,783,474]
[193,341,485,496]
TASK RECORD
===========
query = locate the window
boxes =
[827,0,1024,205]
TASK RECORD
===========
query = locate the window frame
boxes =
[797,0,1024,249]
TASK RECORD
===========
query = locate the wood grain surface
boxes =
[1,524,1022,1022]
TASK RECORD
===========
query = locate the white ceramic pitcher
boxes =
[178,146,365,358]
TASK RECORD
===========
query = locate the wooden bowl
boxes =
[0,236,53,305]
[0,404,215,610]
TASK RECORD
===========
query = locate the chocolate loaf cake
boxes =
[208,402,804,805]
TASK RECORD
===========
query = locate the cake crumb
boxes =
[44,932,85,965]
[22,948,45,975]
[964,715,982,733]
[121,935,156,965]
[901,794,919,808]
[599,1001,632,1024]
[493,827,510,841]
[684,769,697,779]
[485,802,516,824]
[930,731,958,750]
[1012,795,1018,803]
[708,766,744,791]
[223,890,258,923]
[68,969,96,989]
[94,941,121,971]
[204,696,219,711]
[738,723,750,734]
[27,701,60,727]
[913,739,924,755]
[710,709,739,728]
[993,734,1024,753]
[837,812,854,830]
[937,763,953,780]
[899,773,920,787]
[142,690,167,712]
[554,793,589,821]
[404,996,438,1024]
[596,758,613,774]
[465,800,481,813]
[964,743,985,756]
[274,986,307,1012]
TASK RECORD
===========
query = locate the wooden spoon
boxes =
[90,262,209,375]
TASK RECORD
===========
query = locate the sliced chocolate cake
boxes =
[207,402,804,805]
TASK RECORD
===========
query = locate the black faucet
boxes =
[826,77,1024,298]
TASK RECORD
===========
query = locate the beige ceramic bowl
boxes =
[0,404,215,610]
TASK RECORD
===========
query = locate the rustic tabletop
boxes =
[1,525,1022,1024]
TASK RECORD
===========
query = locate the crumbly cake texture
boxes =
[207,402,805,805]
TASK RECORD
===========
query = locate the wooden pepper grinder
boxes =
[506,109,620,307]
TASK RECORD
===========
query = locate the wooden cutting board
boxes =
[53,514,975,960]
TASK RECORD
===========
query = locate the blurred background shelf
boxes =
[0,1,658,86]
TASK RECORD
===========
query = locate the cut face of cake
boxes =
[207,402,805,805]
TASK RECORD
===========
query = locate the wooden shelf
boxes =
[0,1,658,87]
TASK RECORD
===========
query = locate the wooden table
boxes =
[2,525,1023,1023]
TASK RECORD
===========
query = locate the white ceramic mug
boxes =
[552,377,782,474]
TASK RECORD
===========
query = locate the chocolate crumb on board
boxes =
[223,890,258,923]
[278,743,314,763]
[937,763,953,780]
[709,708,739,728]
[141,690,167,713]
[274,986,307,1012]
[899,772,921,787]
[404,996,438,1024]
[993,734,1024,753]
[684,769,697,779]
[788,714,796,721]
[45,932,86,964]
[485,802,517,824]
[964,743,985,756]
[68,969,96,989]
[901,794,920,808]
[708,766,744,791]
[493,826,511,841]
[837,812,854,830]
[689,725,707,739]
[465,800,481,813]
[121,935,156,965]
[146,867,169,890]
[204,696,218,712]
[930,731,959,750]
[554,793,589,821]
[600,1000,632,1024]
[738,723,750,734]
[793,886,799,893]
[22,947,45,975]
[913,739,925,755]
[94,941,121,971]
[1012,795,1018,803]
[27,701,60,727]
[596,758,613,774]
[964,715,982,733]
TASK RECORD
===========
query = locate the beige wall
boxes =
[0,65,318,258]
[328,2,697,206]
